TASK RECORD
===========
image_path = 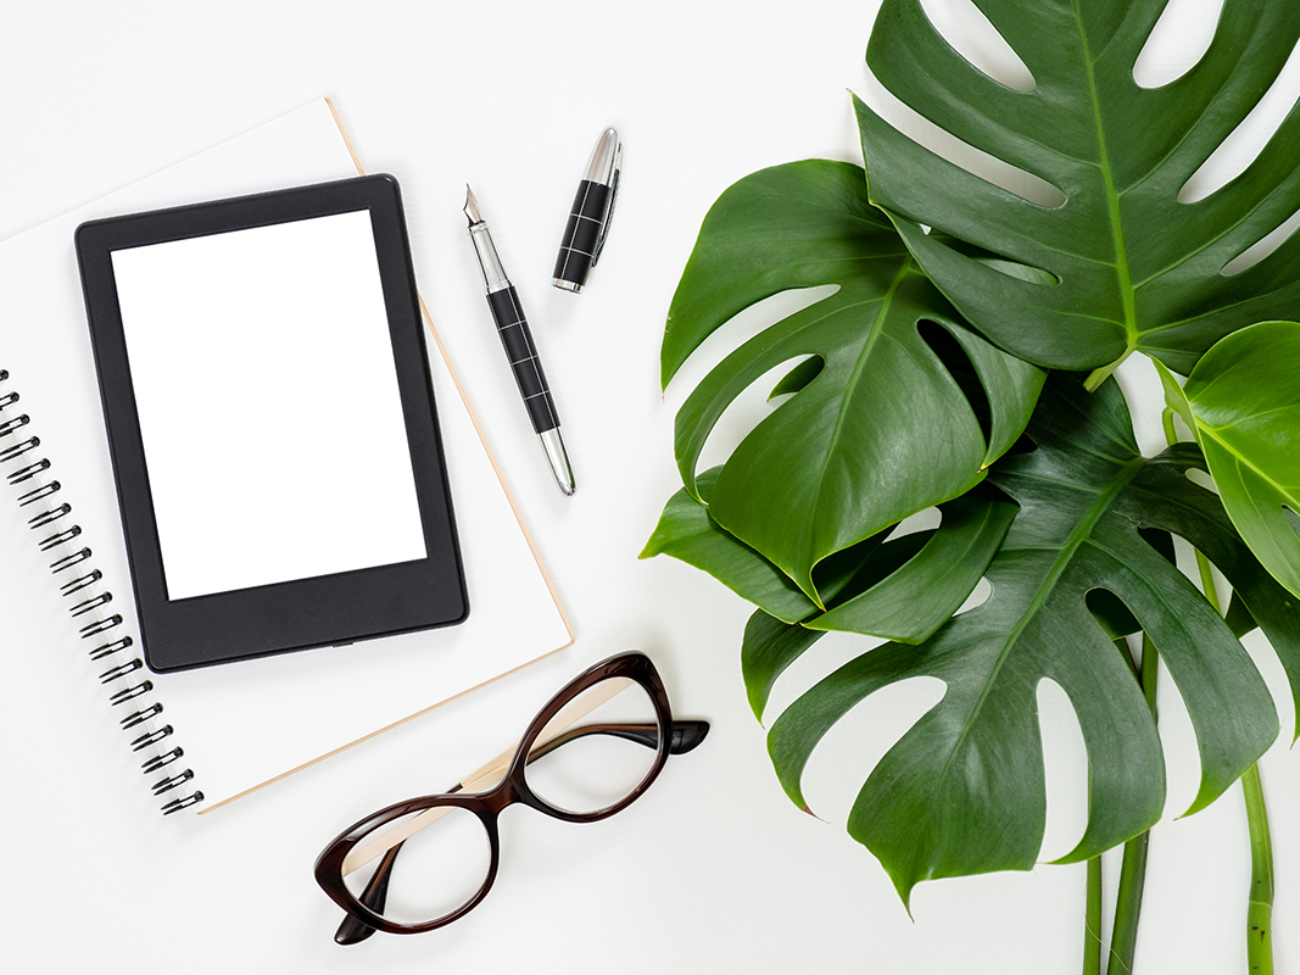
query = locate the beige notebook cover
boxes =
[0,99,572,813]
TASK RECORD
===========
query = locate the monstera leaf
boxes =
[641,467,823,624]
[642,467,1015,640]
[1155,322,1300,599]
[663,159,1043,600]
[748,374,1300,903]
[857,0,1300,382]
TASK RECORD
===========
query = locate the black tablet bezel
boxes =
[76,174,467,672]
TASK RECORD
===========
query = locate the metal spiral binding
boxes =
[0,363,203,814]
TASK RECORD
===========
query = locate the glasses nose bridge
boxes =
[485,748,571,823]
[480,765,529,816]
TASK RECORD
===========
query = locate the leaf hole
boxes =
[1132,0,1223,90]
[1037,678,1090,863]
[1138,527,1178,565]
[1220,207,1300,277]
[954,576,991,615]
[917,0,1036,92]
[862,77,1066,208]
[1138,643,1204,820]
[970,256,1060,287]
[1184,467,1219,495]
[793,668,947,830]
[768,355,824,401]
[1085,589,1140,640]
[1285,505,1300,542]
[917,320,994,451]
[671,286,838,479]
[1178,30,1300,203]
[884,506,943,541]
[667,286,838,406]
[758,626,885,737]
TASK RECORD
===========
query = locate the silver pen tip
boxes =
[539,427,575,497]
[463,185,481,226]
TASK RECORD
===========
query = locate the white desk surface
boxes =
[2,2,1296,972]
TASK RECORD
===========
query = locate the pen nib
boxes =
[463,185,482,226]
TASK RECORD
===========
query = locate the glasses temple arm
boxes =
[334,842,404,945]
[524,719,710,764]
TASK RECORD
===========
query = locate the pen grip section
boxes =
[553,180,611,290]
[486,287,560,434]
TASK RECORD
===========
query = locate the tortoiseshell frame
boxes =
[314,652,701,943]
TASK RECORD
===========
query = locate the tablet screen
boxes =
[111,209,428,600]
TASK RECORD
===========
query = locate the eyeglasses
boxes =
[313,651,709,945]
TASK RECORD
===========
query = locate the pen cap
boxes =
[553,128,621,293]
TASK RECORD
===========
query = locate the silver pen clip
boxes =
[591,139,621,267]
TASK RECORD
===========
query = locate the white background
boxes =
[1,1,1296,973]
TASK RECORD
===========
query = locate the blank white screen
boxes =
[111,209,428,600]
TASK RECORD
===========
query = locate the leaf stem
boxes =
[1242,763,1274,974]
[1084,856,1103,975]
[1084,348,1133,393]
[1160,407,1178,447]
[1191,495,1274,972]
[1106,635,1158,974]
[1139,635,1158,719]
[1195,550,1222,616]
[1108,836,1150,974]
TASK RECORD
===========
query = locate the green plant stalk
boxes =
[1200,564,1276,975]
[1098,412,1183,975]
[1108,835,1150,975]
[1084,856,1103,975]
[1186,461,1274,975]
[1102,408,1181,973]
[1083,349,1133,394]
[1106,635,1158,975]
[1242,763,1274,973]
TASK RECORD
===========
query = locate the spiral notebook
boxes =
[0,100,573,814]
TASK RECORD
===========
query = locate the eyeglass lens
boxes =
[339,673,662,927]
[525,675,661,815]
[342,806,492,926]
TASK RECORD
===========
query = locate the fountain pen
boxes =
[463,186,575,496]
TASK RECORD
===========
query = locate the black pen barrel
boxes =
[553,180,611,292]
[485,287,560,434]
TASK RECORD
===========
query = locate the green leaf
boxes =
[765,374,1280,904]
[857,1,1300,378]
[738,495,1012,719]
[642,466,1009,640]
[1129,443,1300,735]
[1084,529,1177,640]
[663,159,1043,600]
[1182,321,1300,599]
[742,608,825,724]
[640,468,820,623]
[808,494,1015,644]
[641,467,902,619]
